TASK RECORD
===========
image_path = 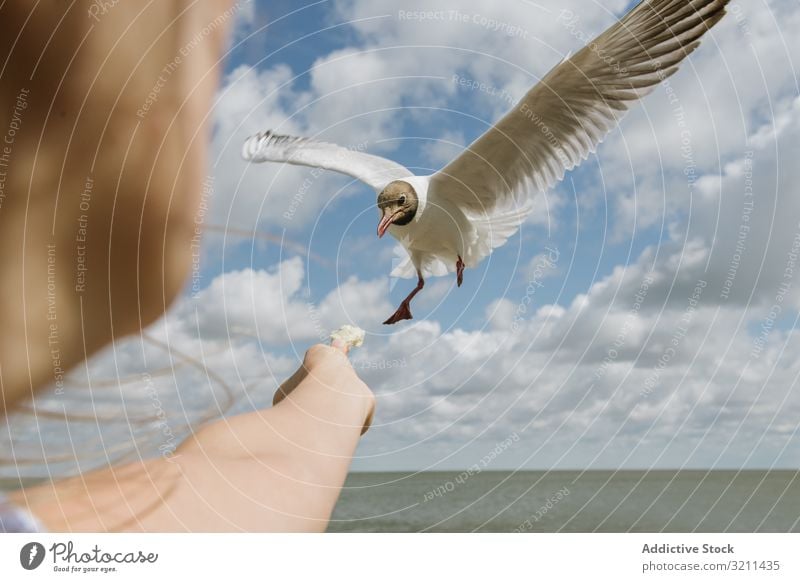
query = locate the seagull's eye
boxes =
[399,195,407,205]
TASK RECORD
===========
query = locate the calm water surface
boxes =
[329,471,800,532]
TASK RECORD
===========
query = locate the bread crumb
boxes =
[330,325,365,348]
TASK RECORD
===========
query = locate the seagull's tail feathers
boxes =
[390,252,451,279]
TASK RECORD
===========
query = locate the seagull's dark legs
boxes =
[383,271,425,325]
[456,256,465,287]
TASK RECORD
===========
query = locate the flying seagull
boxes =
[242,0,729,325]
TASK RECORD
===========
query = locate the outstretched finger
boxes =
[330,338,350,355]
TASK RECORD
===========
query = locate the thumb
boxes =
[330,338,350,355]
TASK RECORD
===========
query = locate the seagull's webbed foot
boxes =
[383,273,425,325]
[383,302,413,325]
[456,256,465,287]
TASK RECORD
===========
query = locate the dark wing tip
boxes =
[241,131,269,161]
[241,130,311,162]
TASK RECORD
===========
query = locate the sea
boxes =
[328,470,800,532]
[4,470,797,532]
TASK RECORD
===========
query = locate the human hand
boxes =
[14,338,377,532]
[273,341,375,435]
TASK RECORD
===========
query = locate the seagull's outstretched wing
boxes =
[242,130,413,191]
[430,0,730,213]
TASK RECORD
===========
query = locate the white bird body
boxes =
[242,0,731,324]
[385,175,462,277]
[383,174,534,280]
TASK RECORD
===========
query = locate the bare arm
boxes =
[9,344,375,532]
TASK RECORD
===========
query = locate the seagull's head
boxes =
[376,181,418,238]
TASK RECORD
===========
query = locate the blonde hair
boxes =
[0,226,313,489]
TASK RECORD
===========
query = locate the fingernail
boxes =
[331,338,349,353]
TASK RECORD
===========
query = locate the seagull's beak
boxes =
[377,210,401,238]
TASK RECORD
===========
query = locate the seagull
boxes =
[242,0,729,325]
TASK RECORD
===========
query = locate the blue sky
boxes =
[210,0,668,330]
[7,0,800,476]
[189,0,800,471]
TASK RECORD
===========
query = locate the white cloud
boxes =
[348,92,800,469]
[184,257,314,343]
[7,1,799,477]
[46,89,793,472]
[178,256,397,344]
[120,0,800,472]
[419,130,466,168]
[208,0,647,235]
[594,0,800,235]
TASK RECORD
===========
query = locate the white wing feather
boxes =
[390,197,535,279]
[430,0,730,213]
[242,131,413,192]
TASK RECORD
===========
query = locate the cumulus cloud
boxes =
[177,256,397,343]
[590,0,800,237]
[209,0,648,235]
[177,0,800,476]
[349,94,800,469]
[6,0,798,476]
